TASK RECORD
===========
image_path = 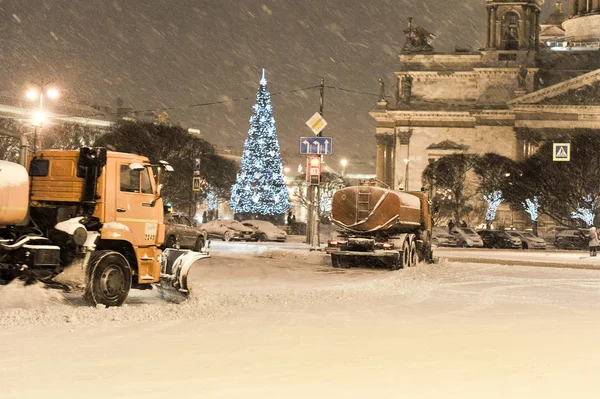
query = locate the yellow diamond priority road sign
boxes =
[306,112,327,135]
[553,143,570,161]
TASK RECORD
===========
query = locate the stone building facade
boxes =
[370,0,600,229]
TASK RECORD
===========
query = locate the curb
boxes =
[440,256,600,270]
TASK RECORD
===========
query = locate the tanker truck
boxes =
[327,180,433,270]
[0,147,209,306]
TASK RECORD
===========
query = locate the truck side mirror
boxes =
[159,160,174,172]
[129,163,145,171]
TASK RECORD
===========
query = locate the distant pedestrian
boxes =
[589,226,599,257]
[461,220,467,228]
[448,219,455,233]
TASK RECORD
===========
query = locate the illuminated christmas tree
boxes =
[230,69,290,219]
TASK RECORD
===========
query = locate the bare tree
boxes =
[290,172,347,220]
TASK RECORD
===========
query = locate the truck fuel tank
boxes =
[0,160,29,225]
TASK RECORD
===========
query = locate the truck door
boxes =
[116,163,160,246]
[180,215,196,247]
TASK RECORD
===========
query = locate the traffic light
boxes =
[306,155,321,185]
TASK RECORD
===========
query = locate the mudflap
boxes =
[156,248,210,303]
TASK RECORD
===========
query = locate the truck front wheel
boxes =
[84,250,132,307]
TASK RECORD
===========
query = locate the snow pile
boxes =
[0,260,450,329]
[257,247,330,264]
[0,280,65,309]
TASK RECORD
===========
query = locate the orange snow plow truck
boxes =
[327,180,433,270]
[0,147,209,306]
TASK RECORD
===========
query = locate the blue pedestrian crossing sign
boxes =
[553,143,570,162]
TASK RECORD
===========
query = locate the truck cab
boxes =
[0,147,208,306]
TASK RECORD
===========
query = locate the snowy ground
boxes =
[2,242,600,398]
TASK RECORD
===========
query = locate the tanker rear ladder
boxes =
[356,186,371,222]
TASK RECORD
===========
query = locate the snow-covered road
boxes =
[2,246,600,398]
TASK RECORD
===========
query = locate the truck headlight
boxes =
[72,227,88,246]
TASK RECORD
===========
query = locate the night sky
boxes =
[0,0,560,173]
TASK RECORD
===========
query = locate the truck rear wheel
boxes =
[84,250,132,307]
[409,240,418,267]
[401,240,411,269]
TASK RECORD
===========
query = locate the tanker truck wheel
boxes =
[84,250,132,307]
[400,240,411,269]
[409,240,418,267]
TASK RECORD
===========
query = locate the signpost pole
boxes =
[307,78,325,250]
[315,78,325,249]
[303,79,327,249]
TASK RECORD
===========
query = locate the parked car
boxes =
[477,229,522,249]
[554,228,589,250]
[450,227,484,248]
[432,227,458,247]
[507,231,547,250]
[241,220,288,242]
[199,219,255,242]
[163,212,207,251]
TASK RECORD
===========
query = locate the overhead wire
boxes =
[0,85,323,123]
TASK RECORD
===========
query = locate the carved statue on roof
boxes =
[402,17,435,53]
[378,78,386,101]
[517,64,528,91]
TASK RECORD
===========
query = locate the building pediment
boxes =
[426,140,469,151]
[539,25,565,38]
[507,68,600,106]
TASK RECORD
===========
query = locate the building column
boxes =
[491,7,498,48]
[534,10,540,49]
[486,6,492,48]
[526,7,534,49]
[592,0,600,12]
[578,0,587,15]
[384,140,394,188]
[375,134,394,187]
[570,0,578,16]
[519,14,526,49]
[395,130,412,190]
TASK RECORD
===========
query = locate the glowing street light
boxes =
[25,79,59,152]
[32,110,47,127]
[25,89,38,101]
[340,158,348,176]
[46,88,59,99]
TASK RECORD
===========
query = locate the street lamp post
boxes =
[340,158,348,177]
[26,78,59,152]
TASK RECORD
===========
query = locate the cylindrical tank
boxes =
[331,185,423,233]
[0,160,29,225]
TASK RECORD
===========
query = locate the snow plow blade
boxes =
[156,248,210,303]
